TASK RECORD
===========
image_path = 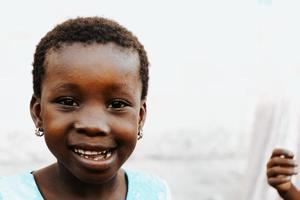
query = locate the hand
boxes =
[267,148,298,194]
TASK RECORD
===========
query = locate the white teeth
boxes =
[90,151,98,155]
[73,148,112,160]
[93,155,105,161]
[106,151,112,158]
[78,149,84,154]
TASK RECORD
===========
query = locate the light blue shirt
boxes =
[0,169,171,200]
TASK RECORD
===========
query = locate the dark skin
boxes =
[267,148,299,200]
[30,42,146,200]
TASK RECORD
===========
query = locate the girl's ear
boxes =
[138,100,147,128]
[30,95,43,128]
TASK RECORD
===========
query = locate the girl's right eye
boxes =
[56,97,79,107]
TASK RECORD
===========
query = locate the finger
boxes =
[267,167,298,178]
[271,148,294,159]
[268,176,291,186]
[267,157,298,168]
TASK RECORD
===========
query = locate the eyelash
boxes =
[108,99,130,110]
[55,97,79,107]
[54,97,130,110]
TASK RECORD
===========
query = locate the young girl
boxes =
[267,148,299,200]
[0,17,170,200]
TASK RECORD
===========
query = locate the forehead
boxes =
[45,42,140,74]
[42,42,141,93]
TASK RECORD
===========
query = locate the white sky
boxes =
[1,0,300,136]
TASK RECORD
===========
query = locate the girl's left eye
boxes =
[108,100,130,109]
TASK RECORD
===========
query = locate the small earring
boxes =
[35,127,44,137]
[138,128,143,140]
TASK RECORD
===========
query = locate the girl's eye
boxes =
[108,100,129,109]
[56,97,79,107]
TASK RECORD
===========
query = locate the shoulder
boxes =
[0,171,43,200]
[125,169,171,200]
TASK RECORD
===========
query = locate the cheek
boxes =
[112,113,139,152]
[43,113,72,136]
[113,118,138,144]
[119,110,139,132]
[41,103,72,133]
[41,107,73,156]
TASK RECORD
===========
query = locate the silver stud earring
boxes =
[138,128,143,140]
[35,127,44,137]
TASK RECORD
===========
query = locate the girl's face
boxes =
[30,42,146,183]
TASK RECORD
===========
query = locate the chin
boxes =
[73,166,120,185]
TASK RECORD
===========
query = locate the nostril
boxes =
[75,126,87,135]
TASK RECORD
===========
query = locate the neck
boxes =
[35,163,127,200]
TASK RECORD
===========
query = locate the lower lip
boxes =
[72,150,116,171]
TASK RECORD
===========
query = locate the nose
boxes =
[74,107,111,136]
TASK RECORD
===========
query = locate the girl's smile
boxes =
[69,139,117,171]
[31,42,146,184]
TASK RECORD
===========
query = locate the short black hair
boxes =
[32,17,149,100]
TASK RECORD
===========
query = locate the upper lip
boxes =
[69,143,117,151]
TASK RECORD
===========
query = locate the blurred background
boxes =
[1,0,300,199]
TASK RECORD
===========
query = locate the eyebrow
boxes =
[53,83,80,92]
[53,82,130,92]
[106,83,129,91]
